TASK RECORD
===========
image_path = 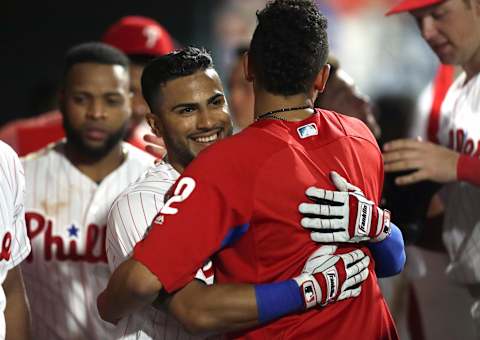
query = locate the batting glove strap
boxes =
[293,273,323,309]
[348,192,391,242]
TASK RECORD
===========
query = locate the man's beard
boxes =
[63,115,128,161]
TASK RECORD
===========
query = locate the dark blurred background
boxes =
[0,0,216,126]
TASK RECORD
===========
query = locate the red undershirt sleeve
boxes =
[457,154,480,187]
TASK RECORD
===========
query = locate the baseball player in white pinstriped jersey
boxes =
[107,160,213,340]
[20,43,154,340]
[385,0,480,331]
[0,141,31,340]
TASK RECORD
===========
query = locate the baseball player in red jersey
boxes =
[97,1,401,338]
[385,0,480,333]
[103,46,407,339]
[0,141,31,340]
[0,15,174,157]
[21,43,154,340]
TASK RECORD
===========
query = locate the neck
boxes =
[464,54,480,83]
[254,89,315,121]
[65,142,125,183]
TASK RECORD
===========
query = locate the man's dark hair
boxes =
[62,42,129,84]
[249,0,329,96]
[141,46,213,111]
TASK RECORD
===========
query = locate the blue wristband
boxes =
[255,279,304,324]
[368,223,406,278]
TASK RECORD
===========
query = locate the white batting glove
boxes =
[293,245,370,308]
[298,171,391,243]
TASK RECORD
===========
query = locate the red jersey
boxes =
[134,109,398,339]
[0,110,154,156]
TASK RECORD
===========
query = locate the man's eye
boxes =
[73,96,87,104]
[212,98,224,106]
[180,107,195,114]
[107,98,122,106]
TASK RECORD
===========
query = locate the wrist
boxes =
[254,280,304,324]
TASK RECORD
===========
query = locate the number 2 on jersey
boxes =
[161,177,196,215]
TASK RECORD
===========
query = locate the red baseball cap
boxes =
[386,0,444,15]
[102,16,174,56]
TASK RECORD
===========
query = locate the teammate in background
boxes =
[103,47,404,338]
[0,15,174,157]
[0,142,31,340]
[228,46,255,132]
[314,55,381,139]
[21,42,154,340]
[98,1,400,338]
[228,49,381,138]
[385,0,480,333]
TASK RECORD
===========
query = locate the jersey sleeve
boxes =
[6,147,31,269]
[106,191,163,271]
[133,149,253,293]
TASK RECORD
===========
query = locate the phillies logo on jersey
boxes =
[448,128,480,158]
[0,232,12,261]
[25,211,107,263]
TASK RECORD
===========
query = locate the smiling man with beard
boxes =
[20,42,154,340]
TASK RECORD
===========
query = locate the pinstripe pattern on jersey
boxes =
[0,141,31,340]
[437,72,480,284]
[107,160,213,340]
[21,141,154,340]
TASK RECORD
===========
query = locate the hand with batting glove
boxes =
[298,171,391,243]
[293,245,370,308]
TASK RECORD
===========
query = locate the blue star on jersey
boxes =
[67,225,79,238]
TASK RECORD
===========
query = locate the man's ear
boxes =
[146,113,163,137]
[243,52,254,82]
[314,64,331,93]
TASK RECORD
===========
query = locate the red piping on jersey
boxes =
[427,64,455,143]
[457,154,480,187]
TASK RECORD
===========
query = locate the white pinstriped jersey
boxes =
[21,141,154,340]
[0,141,31,340]
[107,160,214,340]
[436,72,480,283]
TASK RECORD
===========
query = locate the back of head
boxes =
[102,15,175,64]
[249,0,329,96]
[62,42,130,85]
[141,46,213,111]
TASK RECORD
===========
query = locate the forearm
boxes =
[169,280,259,334]
[98,258,162,324]
[457,154,480,187]
[4,267,30,340]
[368,223,406,278]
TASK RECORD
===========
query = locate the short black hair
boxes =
[249,0,329,96]
[62,42,130,83]
[141,46,213,111]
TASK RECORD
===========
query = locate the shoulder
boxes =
[21,142,63,168]
[319,109,379,150]
[0,140,19,164]
[123,142,156,165]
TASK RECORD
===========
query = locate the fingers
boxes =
[383,159,423,173]
[383,150,422,164]
[310,231,346,243]
[143,133,165,147]
[394,169,429,186]
[145,144,166,159]
[343,267,369,290]
[337,286,362,301]
[345,255,370,277]
[307,245,338,258]
[305,187,348,204]
[299,203,346,217]
[302,217,345,230]
[383,138,425,152]
[340,249,366,266]
[330,171,362,193]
